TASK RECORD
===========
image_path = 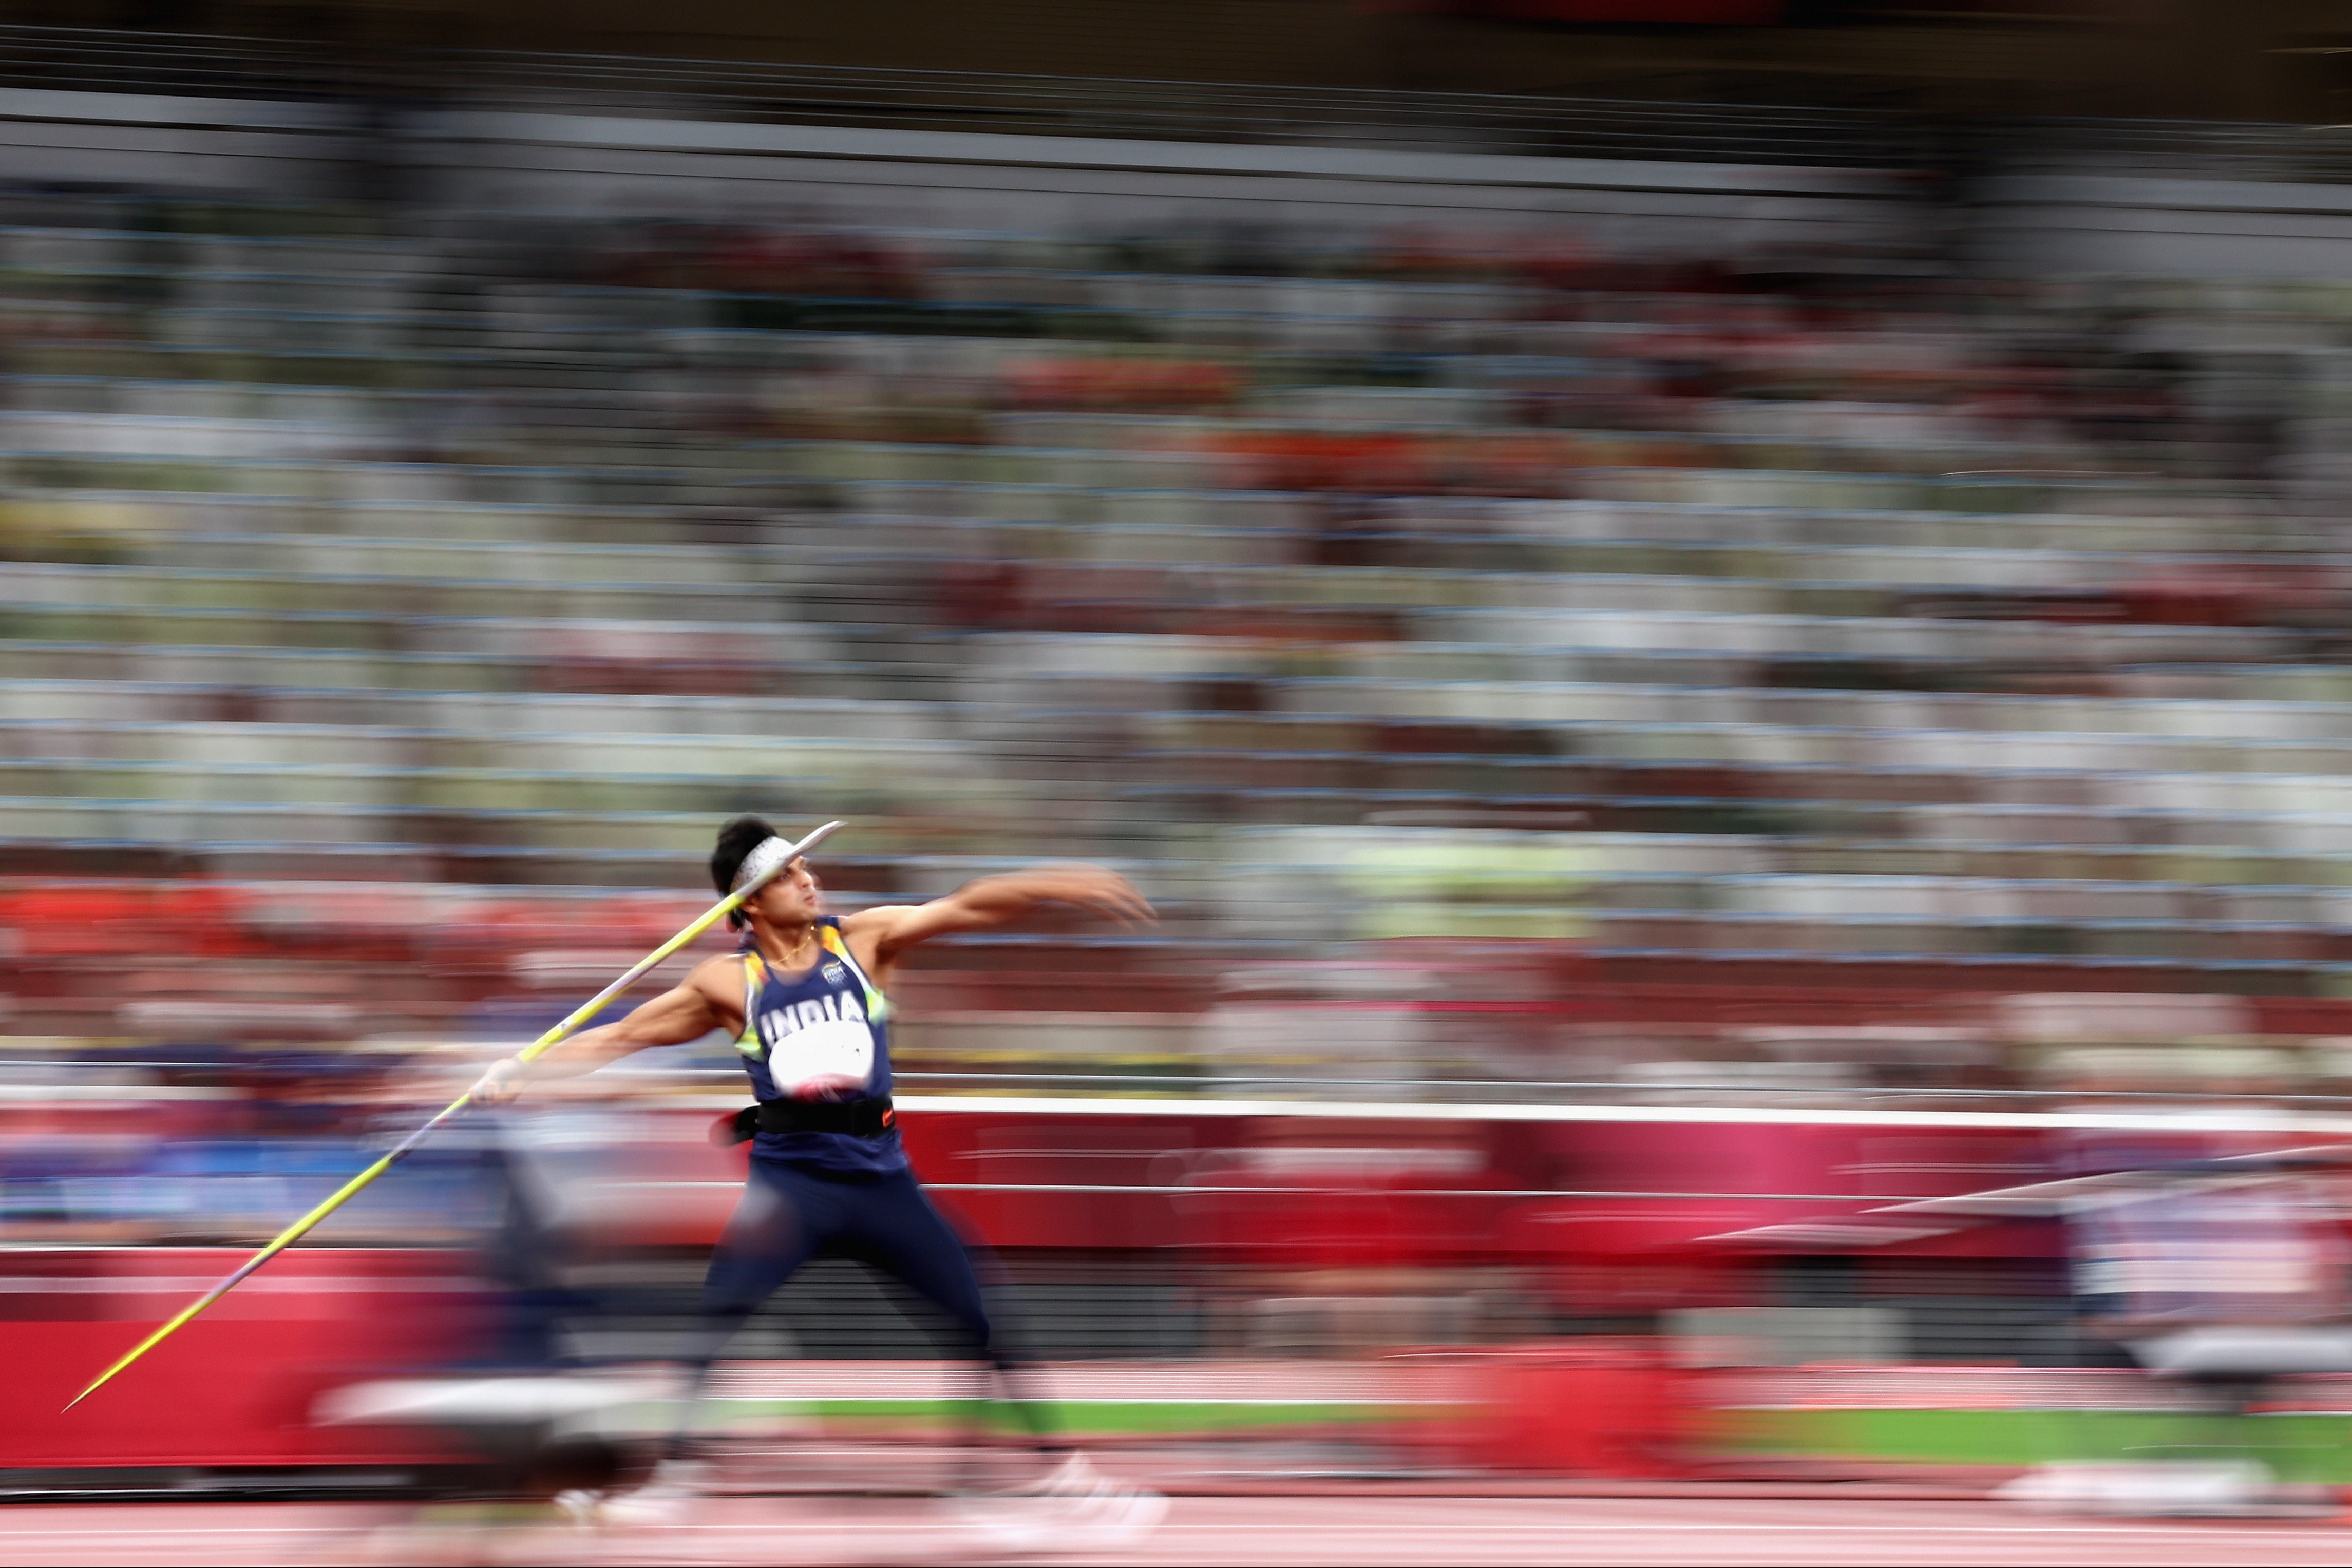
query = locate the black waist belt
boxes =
[714,1097,896,1146]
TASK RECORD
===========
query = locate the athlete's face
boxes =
[746,856,823,927]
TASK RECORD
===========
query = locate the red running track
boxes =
[1,1495,2348,1567]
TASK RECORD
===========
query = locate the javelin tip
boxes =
[68,1353,131,1410]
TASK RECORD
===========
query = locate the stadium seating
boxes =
[8,194,2352,1069]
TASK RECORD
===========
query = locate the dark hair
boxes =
[712,816,778,929]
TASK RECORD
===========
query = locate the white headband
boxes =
[731,835,794,894]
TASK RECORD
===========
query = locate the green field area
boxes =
[719,1395,2352,1484]
[1725,1408,2352,1484]
[717,1398,1392,1440]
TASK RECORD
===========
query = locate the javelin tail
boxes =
[66,820,843,1410]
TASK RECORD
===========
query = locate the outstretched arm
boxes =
[471,958,739,1103]
[842,864,1153,981]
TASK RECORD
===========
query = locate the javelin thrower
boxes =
[469,816,1165,1536]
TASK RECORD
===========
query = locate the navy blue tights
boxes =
[678,1160,1056,1456]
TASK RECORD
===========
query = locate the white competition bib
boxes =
[768,1015,875,1099]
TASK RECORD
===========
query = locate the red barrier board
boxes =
[3,1249,472,1470]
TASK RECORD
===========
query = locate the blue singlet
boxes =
[732,915,906,1178]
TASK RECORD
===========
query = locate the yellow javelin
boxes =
[67,820,845,1411]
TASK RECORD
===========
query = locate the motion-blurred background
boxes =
[9,0,2352,1506]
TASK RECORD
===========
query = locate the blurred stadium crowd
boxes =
[8,194,2352,1054]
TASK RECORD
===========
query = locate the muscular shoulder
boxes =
[686,951,752,996]
[837,906,918,941]
[836,905,919,971]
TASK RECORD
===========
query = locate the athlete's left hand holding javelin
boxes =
[468,817,1167,1539]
